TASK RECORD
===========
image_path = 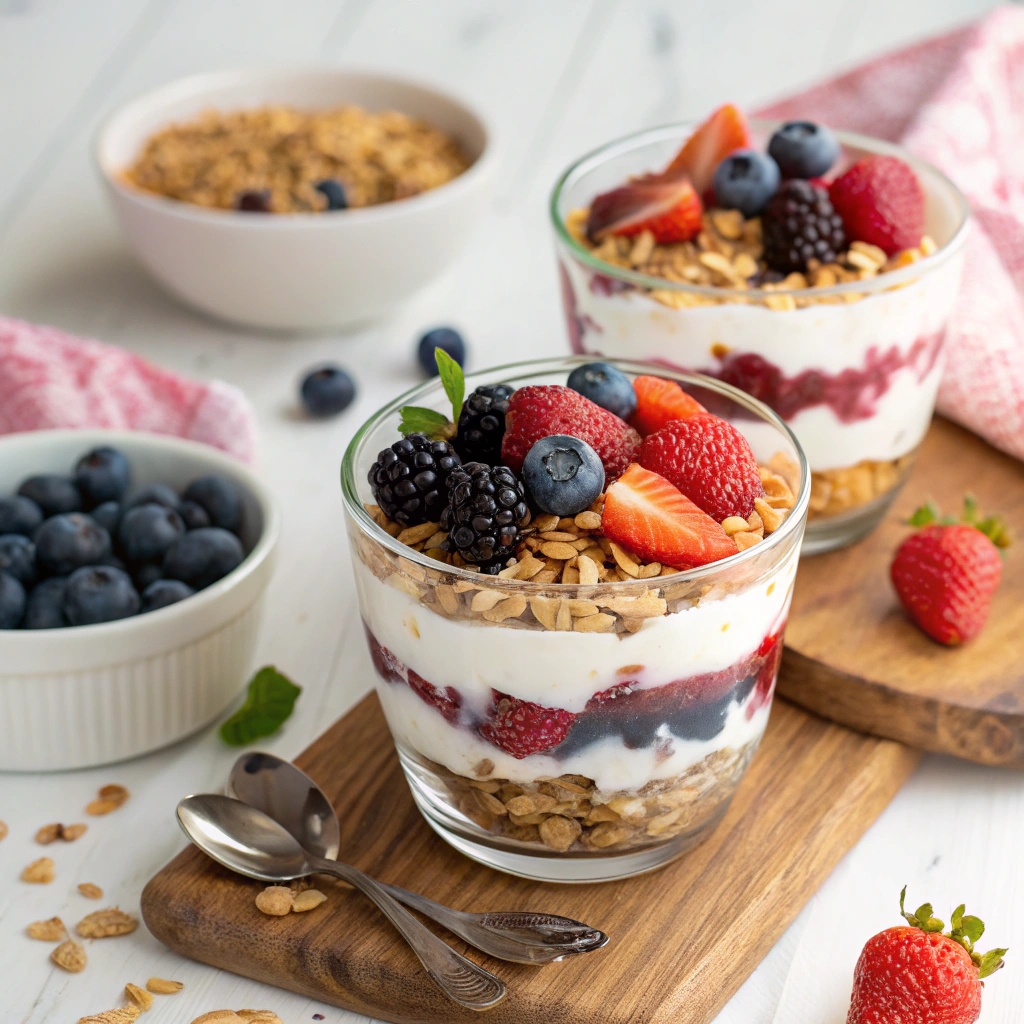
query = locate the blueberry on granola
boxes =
[761,179,846,273]
[767,121,840,180]
[712,149,781,217]
[522,435,605,518]
[455,384,513,465]
[315,178,348,210]
[369,434,462,528]
[441,463,528,570]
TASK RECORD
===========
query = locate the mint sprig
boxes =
[398,347,465,439]
[220,666,302,746]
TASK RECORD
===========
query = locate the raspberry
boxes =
[479,691,576,758]
[829,155,925,255]
[761,179,846,273]
[407,668,462,725]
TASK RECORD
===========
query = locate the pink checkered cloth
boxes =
[0,316,257,462]
[757,5,1024,462]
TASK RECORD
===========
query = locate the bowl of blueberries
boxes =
[0,429,280,771]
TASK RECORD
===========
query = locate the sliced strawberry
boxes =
[501,385,640,481]
[828,155,924,255]
[586,176,702,245]
[479,691,576,758]
[631,375,706,436]
[602,464,737,569]
[663,103,751,195]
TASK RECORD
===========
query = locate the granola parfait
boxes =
[552,106,969,553]
[342,356,809,881]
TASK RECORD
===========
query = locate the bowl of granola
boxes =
[342,356,809,881]
[552,107,969,553]
[95,68,496,331]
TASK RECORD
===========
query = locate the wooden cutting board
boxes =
[142,693,916,1024]
[780,417,1024,767]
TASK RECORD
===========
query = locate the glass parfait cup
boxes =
[342,357,810,882]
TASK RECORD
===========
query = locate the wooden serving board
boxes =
[780,417,1024,766]
[142,693,916,1024]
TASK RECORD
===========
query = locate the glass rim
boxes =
[340,355,811,590]
[549,118,971,300]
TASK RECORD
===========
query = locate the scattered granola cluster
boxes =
[254,882,328,916]
[810,454,915,519]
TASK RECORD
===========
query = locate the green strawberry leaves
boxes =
[398,348,464,440]
[220,666,302,746]
[906,495,1012,550]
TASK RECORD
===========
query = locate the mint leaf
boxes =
[435,348,465,422]
[220,666,302,746]
[398,405,452,439]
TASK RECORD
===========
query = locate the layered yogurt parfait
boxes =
[552,105,968,552]
[342,356,809,881]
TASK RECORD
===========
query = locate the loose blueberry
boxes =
[300,365,357,418]
[237,189,271,212]
[182,475,242,532]
[567,362,637,419]
[63,565,140,626]
[0,572,26,629]
[163,527,244,590]
[74,446,131,506]
[0,534,36,586]
[713,150,781,217]
[0,495,43,536]
[315,178,348,210]
[521,435,605,517]
[23,576,68,630]
[91,501,121,534]
[767,121,840,179]
[35,513,111,577]
[124,483,180,513]
[133,563,163,591]
[17,474,81,517]
[117,503,185,563]
[417,328,466,376]
[141,578,194,613]
[178,500,211,530]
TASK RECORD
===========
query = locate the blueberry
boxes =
[417,328,466,376]
[64,565,140,626]
[315,178,348,210]
[237,189,271,212]
[567,362,637,419]
[522,435,605,517]
[141,578,194,613]
[178,500,211,530]
[23,576,68,630]
[163,527,244,590]
[713,150,781,217]
[91,501,121,534]
[133,563,163,591]
[100,554,128,573]
[0,572,26,629]
[299,364,356,418]
[0,495,43,536]
[17,474,81,517]
[124,483,180,513]
[182,475,242,532]
[117,503,185,563]
[0,534,36,586]
[767,121,840,179]
[74,446,131,506]
[35,513,111,576]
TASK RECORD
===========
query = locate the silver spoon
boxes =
[177,793,506,1011]
[227,751,609,964]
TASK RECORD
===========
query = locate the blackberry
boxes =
[761,179,846,273]
[455,384,513,464]
[368,434,461,528]
[441,463,528,570]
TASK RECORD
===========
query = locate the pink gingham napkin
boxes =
[757,5,1024,463]
[0,316,257,462]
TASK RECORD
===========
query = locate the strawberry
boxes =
[663,103,752,195]
[747,628,784,718]
[890,498,1009,645]
[829,155,925,255]
[602,463,737,569]
[407,668,462,725]
[479,691,575,758]
[366,629,404,685]
[501,385,640,481]
[638,413,764,522]
[631,374,706,436]
[847,887,1006,1024]
[586,176,703,245]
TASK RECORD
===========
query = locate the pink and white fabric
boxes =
[758,4,1024,462]
[0,316,257,462]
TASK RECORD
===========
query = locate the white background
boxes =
[1,1,1021,1021]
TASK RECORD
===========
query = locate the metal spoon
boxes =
[177,793,506,1011]
[227,751,609,964]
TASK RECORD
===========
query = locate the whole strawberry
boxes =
[891,498,1009,645]
[848,887,1006,1024]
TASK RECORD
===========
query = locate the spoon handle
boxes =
[311,857,506,1009]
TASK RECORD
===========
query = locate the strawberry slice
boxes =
[663,103,751,195]
[631,375,706,436]
[586,176,702,245]
[602,464,737,569]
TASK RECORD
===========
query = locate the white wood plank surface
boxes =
[0,1,1015,1021]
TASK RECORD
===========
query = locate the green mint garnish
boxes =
[435,347,465,422]
[398,347,465,439]
[219,666,302,746]
[398,406,452,438]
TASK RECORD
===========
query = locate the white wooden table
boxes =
[1,2,1021,1021]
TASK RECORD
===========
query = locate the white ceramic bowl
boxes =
[94,68,497,332]
[0,430,280,772]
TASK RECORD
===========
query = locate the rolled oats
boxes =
[27,917,66,941]
[21,857,55,884]
[146,978,184,995]
[51,938,87,973]
[76,908,138,938]
[125,983,154,1011]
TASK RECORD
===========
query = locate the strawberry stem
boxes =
[905,496,1012,550]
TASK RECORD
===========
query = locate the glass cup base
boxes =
[802,481,909,555]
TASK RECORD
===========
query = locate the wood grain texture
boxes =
[779,417,1024,766]
[141,692,916,1024]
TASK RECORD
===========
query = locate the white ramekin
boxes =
[94,67,498,332]
[0,430,280,772]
